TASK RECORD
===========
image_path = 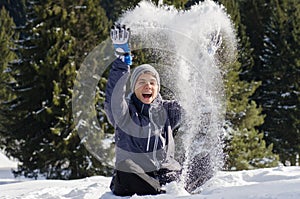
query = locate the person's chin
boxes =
[142,98,152,104]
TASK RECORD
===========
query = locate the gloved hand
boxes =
[207,30,222,56]
[111,24,132,65]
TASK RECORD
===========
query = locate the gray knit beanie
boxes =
[130,64,160,93]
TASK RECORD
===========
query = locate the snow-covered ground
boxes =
[1,151,300,199]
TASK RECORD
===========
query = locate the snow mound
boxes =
[1,164,300,199]
[1,151,300,198]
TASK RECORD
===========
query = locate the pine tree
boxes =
[219,0,279,170]
[160,0,189,8]
[0,0,25,25]
[0,6,18,150]
[238,0,270,81]
[100,0,141,21]
[4,0,113,179]
[252,0,300,165]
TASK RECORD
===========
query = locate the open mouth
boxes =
[142,94,152,99]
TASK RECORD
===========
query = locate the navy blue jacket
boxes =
[105,59,182,172]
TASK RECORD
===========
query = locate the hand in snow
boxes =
[207,30,222,55]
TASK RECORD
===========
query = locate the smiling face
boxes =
[134,72,158,104]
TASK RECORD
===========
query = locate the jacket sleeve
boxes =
[104,58,130,127]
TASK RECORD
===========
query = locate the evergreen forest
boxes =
[0,0,299,179]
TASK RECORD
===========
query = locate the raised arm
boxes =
[104,24,132,127]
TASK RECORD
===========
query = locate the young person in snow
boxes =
[104,24,182,196]
[104,24,213,196]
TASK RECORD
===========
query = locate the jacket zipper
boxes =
[142,103,151,152]
[146,123,151,152]
[149,105,160,170]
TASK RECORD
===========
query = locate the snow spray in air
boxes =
[119,0,237,193]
